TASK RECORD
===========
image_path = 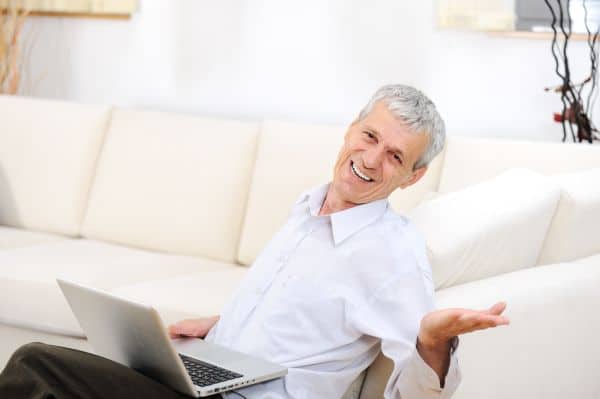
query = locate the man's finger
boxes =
[478,317,505,329]
[476,313,509,326]
[168,325,180,338]
[487,302,507,315]
[486,312,510,325]
[169,323,192,336]
[467,315,510,332]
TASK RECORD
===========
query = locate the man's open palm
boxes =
[419,302,510,348]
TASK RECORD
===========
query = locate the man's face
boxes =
[330,101,430,205]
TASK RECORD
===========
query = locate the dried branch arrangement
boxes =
[543,0,600,143]
[0,1,29,94]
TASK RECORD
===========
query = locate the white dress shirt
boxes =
[205,183,461,399]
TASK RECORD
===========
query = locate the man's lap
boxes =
[0,342,219,399]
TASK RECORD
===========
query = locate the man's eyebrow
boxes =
[364,125,405,160]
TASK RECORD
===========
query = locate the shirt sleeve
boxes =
[347,266,462,399]
[394,339,461,399]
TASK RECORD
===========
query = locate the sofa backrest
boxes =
[537,168,600,265]
[236,119,445,265]
[81,108,259,262]
[439,135,600,193]
[0,95,110,236]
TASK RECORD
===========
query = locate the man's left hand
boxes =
[418,301,510,350]
[415,302,510,388]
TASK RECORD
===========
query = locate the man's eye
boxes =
[363,131,375,139]
[394,154,403,164]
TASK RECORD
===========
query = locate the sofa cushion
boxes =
[538,169,600,265]
[0,240,244,336]
[0,226,67,250]
[439,136,600,193]
[407,169,560,288]
[237,119,445,265]
[81,109,259,262]
[0,95,111,236]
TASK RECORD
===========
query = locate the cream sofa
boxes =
[1,94,600,399]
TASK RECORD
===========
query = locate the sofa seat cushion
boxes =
[407,169,560,289]
[0,240,245,337]
[0,226,67,250]
[111,268,247,326]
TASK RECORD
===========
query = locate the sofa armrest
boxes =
[358,259,600,399]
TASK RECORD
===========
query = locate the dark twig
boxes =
[544,0,599,142]
[544,0,570,141]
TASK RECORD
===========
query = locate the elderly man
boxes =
[0,85,508,399]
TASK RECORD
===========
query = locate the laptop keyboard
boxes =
[179,354,243,387]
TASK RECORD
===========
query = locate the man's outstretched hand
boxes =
[419,301,510,349]
[168,315,220,339]
[416,302,510,388]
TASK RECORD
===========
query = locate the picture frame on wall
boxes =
[437,0,600,34]
[0,0,138,18]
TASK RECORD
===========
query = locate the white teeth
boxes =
[351,161,373,182]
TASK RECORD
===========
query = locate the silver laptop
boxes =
[57,278,287,397]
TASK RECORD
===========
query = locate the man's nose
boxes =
[362,145,384,169]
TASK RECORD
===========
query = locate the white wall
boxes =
[20,0,598,141]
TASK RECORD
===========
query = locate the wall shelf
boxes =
[488,30,596,41]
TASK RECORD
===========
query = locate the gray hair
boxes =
[357,84,446,170]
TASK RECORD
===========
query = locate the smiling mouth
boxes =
[350,161,373,182]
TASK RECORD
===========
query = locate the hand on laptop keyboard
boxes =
[168,315,220,338]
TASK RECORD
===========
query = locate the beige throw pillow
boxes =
[408,169,561,289]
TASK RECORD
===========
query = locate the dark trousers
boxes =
[0,343,220,399]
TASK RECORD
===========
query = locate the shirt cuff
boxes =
[404,338,462,399]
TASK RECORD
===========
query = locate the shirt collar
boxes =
[295,183,390,246]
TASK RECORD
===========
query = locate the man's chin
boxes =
[343,192,383,205]
[332,182,384,204]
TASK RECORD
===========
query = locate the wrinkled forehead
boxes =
[357,102,421,138]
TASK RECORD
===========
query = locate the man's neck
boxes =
[318,188,358,216]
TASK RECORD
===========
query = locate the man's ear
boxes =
[400,166,428,189]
